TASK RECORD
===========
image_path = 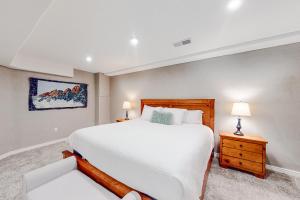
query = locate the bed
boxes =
[65,99,215,200]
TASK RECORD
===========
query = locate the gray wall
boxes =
[110,43,300,171]
[0,66,96,155]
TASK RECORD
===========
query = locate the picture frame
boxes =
[29,78,88,111]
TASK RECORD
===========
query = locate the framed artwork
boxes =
[29,78,88,111]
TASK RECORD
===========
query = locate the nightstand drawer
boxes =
[223,139,263,153]
[222,147,263,163]
[222,155,263,173]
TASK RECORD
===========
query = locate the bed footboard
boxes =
[63,149,213,200]
[62,150,153,200]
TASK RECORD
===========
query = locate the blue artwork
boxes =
[29,78,88,111]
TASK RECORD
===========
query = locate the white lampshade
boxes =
[231,102,251,117]
[122,101,131,109]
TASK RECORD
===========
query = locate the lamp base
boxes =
[234,117,244,136]
[125,110,129,120]
[234,130,244,136]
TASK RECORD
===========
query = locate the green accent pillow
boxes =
[151,110,173,125]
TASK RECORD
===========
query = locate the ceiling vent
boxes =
[174,38,191,47]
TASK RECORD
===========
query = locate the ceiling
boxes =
[1,0,300,77]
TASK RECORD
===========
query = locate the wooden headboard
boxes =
[141,99,215,131]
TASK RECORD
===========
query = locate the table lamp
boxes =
[122,101,131,120]
[231,102,251,136]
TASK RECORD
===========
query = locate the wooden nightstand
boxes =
[115,118,129,122]
[219,132,268,178]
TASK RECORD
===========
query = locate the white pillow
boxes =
[141,105,162,121]
[162,107,187,125]
[183,110,203,124]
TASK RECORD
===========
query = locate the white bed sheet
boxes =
[69,119,214,200]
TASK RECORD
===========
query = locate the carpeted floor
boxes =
[0,142,299,200]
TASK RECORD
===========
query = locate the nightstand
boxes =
[219,132,268,178]
[115,118,129,123]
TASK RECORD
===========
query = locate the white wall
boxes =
[110,43,300,171]
[95,73,110,124]
[0,66,96,155]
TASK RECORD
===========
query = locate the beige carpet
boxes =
[0,142,299,200]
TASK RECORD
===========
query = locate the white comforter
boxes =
[69,119,214,200]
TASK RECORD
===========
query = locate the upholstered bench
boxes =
[23,156,141,200]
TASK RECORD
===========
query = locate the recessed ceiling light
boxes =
[227,0,243,11]
[86,56,92,63]
[130,38,139,46]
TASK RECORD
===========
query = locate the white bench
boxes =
[23,157,141,200]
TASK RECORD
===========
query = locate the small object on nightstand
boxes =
[116,118,129,123]
[122,101,131,120]
[219,132,268,178]
[231,102,251,136]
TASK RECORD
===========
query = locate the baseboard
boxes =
[266,164,300,177]
[0,137,68,161]
[213,152,300,177]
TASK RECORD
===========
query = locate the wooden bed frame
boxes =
[63,99,215,200]
[141,99,215,131]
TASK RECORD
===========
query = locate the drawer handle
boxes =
[240,144,243,148]
[239,162,243,165]
[239,153,243,157]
